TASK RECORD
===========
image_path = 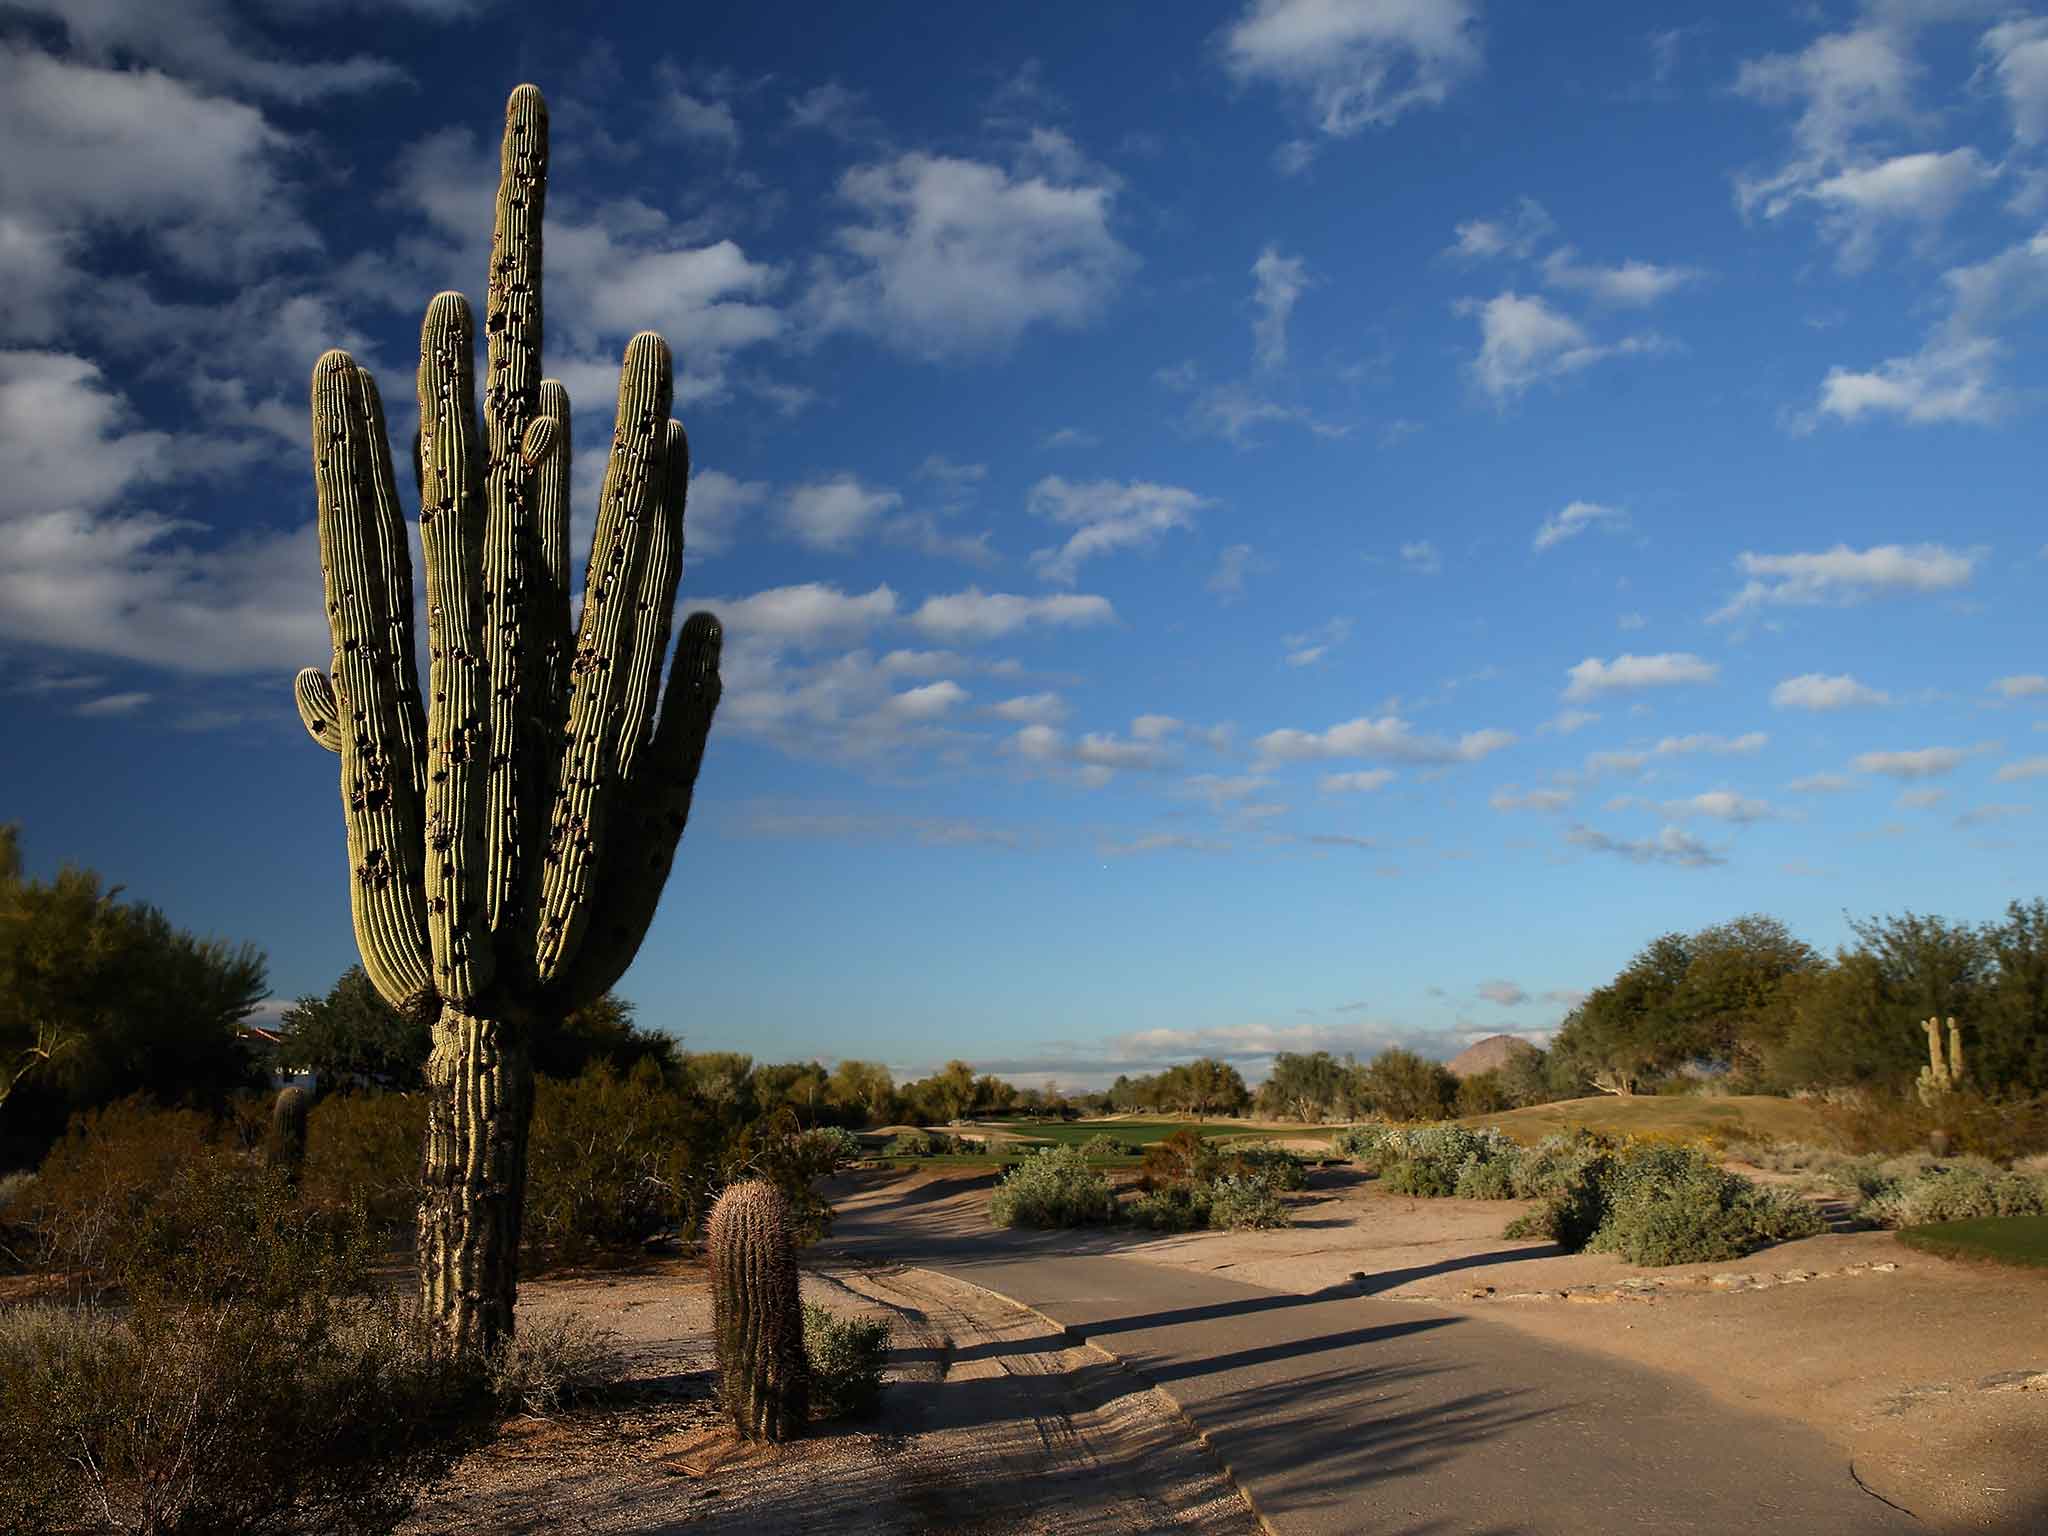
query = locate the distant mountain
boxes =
[1446,1034,1539,1079]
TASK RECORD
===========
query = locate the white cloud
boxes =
[1533,500,1628,552]
[780,475,903,552]
[1546,709,1599,735]
[1565,822,1726,867]
[1445,196,1553,261]
[1131,714,1182,742]
[1400,539,1442,574]
[1477,980,1528,1007]
[1854,746,1965,779]
[1563,652,1718,700]
[1027,476,1207,585]
[74,691,151,717]
[1006,726,1172,788]
[662,89,741,150]
[1609,790,1783,823]
[681,470,769,558]
[802,148,1136,361]
[1456,292,1671,401]
[1540,248,1703,306]
[1251,245,1310,369]
[1771,672,1890,709]
[907,585,1116,641]
[1710,543,1977,621]
[1810,336,2003,427]
[1897,786,1947,809]
[1995,754,2048,781]
[1254,715,1514,766]
[881,679,967,720]
[1581,730,1767,779]
[1957,802,2033,826]
[1979,17,2048,144]
[1994,674,2048,698]
[702,582,900,649]
[1207,543,1262,601]
[1176,772,1272,810]
[1219,0,1485,137]
[990,691,1067,724]
[1491,785,1571,813]
[1321,769,1397,793]
[1788,772,1854,792]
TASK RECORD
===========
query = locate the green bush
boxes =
[988,1146,1115,1228]
[1503,1137,1827,1265]
[302,1090,427,1228]
[1081,1133,1139,1158]
[1454,1154,1517,1200]
[1123,1184,1213,1231]
[1218,1142,1309,1189]
[1206,1171,1293,1230]
[886,1130,951,1157]
[802,1303,890,1420]
[1859,1165,2048,1229]
[798,1125,864,1169]
[1357,1124,1523,1199]
[25,1097,222,1289]
[1380,1157,1458,1197]
[1509,1130,1618,1200]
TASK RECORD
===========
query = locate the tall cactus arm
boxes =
[556,607,723,1009]
[359,368,432,809]
[531,332,674,985]
[478,84,550,987]
[417,292,496,1001]
[310,349,437,1021]
[528,379,573,725]
[553,422,721,1007]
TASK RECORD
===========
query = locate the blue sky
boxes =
[3,0,2046,1091]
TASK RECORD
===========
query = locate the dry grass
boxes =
[1449,1094,1836,1149]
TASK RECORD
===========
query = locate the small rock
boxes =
[1870,1262,1898,1272]
[1459,1286,1497,1300]
[1709,1273,1754,1290]
[1777,1271,1817,1283]
[1566,1290,1620,1304]
[1977,1370,2048,1393]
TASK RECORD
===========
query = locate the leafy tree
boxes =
[0,824,270,1168]
[1454,1069,1512,1115]
[1257,1051,1351,1121]
[1360,1048,1457,1121]
[1496,1045,1560,1108]
[753,1061,833,1126]
[1669,914,1822,1074]
[1551,932,1695,1094]
[1975,898,2048,1095]
[825,1059,896,1126]
[680,1052,756,1117]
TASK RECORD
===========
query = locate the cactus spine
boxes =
[268,1085,309,1189]
[297,83,724,1358]
[1916,1015,1965,1108]
[708,1180,809,1441]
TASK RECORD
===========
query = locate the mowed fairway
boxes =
[1451,1093,1836,1146]
[1895,1214,2048,1269]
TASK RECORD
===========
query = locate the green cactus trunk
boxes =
[297,84,723,1361]
[708,1180,809,1442]
[267,1084,309,1190]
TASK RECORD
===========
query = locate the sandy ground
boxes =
[820,1166,2048,1535]
[397,1257,1260,1535]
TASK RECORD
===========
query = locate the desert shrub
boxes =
[1504,1137,1826,1264]
[722,1115,857,1245]
[1455,1154,1517,1200]
[988,1146,1114,1228]
[1124,1184,1213,1231]
[886,1130,948,1157]
[1380,1157,1459,1198]
[26,1097,221,1287]
[1455,1070,1512,1116]
[1859,1165,2048,1229]
[1330,1122,1398,1165]
[1509,1130,1617,1200]
[302,1090,427,1228]
[0,1150,506,1536]
[1365,1125,1522,1198]
[1081,1133,1139,1158]
[1217,1142,1309,1189]
[487,1312,626,1417]
[802,1303,890,1420]
[797,1125,864,1168]
[1811,1085,2048,1161]
[1140,1128,1218,1188]
[0,1170,35,1270]
[523,1060,718,1266]
[1206,1171,1293,1230]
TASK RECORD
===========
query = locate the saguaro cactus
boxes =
[1916,1015,1965,1108]
[296,83,723,1357]
[708,1180,809,1441]
[268,1084,310,1189]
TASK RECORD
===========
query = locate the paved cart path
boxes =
[816,1184,1921,1535]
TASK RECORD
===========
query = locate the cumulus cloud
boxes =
[1251,245,1310,368]
[1533,500,1628,552]
[989,691,1067,725]
[1854,746,1965,779]
[1979,17,2048,144]
[1606,790,1784,823]
[1540,248,1703,305]
[907,585,1116,641]
[1581,732,1767,779]
[1563,652,1718,701]
[1710,543,1977,622]
[1994,674,2048,698]
[1400,539,1442,574]
[1788,771,1854,792]
[1995,754,2048,782]
[1456,291,1671,402]
[1027,476,1208,585]
[801,146,1136,361]
[1491,785,1572,813]
[1566,822,1726,868]
[1321,769,1397,793]
[1005,724,1174,789]
[1444,196,1554,261]
[1771,672,1890,709]
[1254,715,1514,766]
[1218,0,1485,137]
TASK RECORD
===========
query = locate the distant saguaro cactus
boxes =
[708,1180,809,1441]
[1916,1015,1965,1108]
[295,83,723,1358]
[268,1085,309,1189]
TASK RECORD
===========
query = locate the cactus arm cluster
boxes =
[708,1179,809,1441]
[269,1084,309,1188]
[531,333,675,988]
[309,351,438,1021]
[1915,1015,1966,1107]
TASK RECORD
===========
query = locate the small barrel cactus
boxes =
[268,1085,310,1189]
[707,1179,808,1441]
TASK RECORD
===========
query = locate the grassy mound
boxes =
[1452,1095,1833,1149]
[1893,1215,2048,1270]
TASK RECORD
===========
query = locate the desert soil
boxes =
[820,1165,2048,1535]
[397,1256,1260,1535]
